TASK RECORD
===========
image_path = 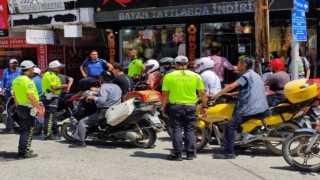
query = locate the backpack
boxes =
[285,57,307,76]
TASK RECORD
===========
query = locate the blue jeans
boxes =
[221,110,269,154]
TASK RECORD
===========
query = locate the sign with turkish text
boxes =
[292,10,307,41]
[8,0,65,14]
[95,1,255,22]
[293,0,309,12]
[37,44,47,71]
[88,0,291,12]
[0,37,37,48]
[47,45,64,64]
[0,0,9,37]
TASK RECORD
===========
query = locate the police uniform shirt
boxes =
[42,71,62,95]
[12,75,39,104]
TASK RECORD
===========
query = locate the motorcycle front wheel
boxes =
[61,122,76,142]
[264,122,300,155]
[195,127,208,152]
[282,132,320,172]
[130,126,157,148]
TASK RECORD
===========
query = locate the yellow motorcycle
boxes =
[195,79,319,155]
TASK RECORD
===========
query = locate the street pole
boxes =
[291,41,299,80]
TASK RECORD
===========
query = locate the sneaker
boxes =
[186,153,197,160]
[167,152,182,161]
[44,135,61,140]
[213,153,236,159]
[69,141,86,148]
[17,152,38,160]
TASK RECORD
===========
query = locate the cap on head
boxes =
[34,67,41,74]
[113,63,124,72]
[174,56,189,64]
[49,60,65,69]
[20,60,36,70]
[9,59,18,64]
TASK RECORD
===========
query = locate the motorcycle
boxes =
[194,79,319,155]
[282,122,320,172]
[61,90,161,148]
[33,92,83,135]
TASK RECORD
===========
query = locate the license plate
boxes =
[148,114,161,124]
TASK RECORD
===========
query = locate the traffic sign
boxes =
[292,10,307,41]
[293,0,309,12]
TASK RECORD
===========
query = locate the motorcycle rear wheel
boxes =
[282,132,320,172]
[264,122,300,155]
[61,123,76,141]
[130,126,157,148]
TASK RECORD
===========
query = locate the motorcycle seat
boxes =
[269,103,292,115]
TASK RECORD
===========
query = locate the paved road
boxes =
[0,124,319,180]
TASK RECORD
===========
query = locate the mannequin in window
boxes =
[173,27,185,44]
[161,27,168,45]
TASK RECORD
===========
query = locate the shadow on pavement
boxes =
[0,151,18,162]
[270,166,320,176]
[198,147,278,158]
[158,136,171,142]
[130,151,167,160]
[57,139,139,150]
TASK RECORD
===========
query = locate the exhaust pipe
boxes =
[125,131,142,141]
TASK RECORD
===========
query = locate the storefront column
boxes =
[186,23,200,67]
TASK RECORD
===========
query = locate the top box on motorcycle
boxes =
[124,90,161,102]
[307,78,320,97]
[284,79,318,104]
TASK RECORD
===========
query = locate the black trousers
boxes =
[43,97,59,137]
[168,104,197,155]
[17,105,35,154]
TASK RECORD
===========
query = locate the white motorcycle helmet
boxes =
[144,59,160,75]
[193,57,215,73]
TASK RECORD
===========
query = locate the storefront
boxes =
[88,0,320,82]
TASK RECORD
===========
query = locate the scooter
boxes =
[61,90,161,148]
[194,79,319,155]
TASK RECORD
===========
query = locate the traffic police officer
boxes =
[161,56,208,161]
[12,60,44,159]
[42,60,69,140]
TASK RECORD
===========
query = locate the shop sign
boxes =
[11,10,79,27]
[37,44,47,70]
[95,1,255,22]
[26,29,54,45]
[0,0,9,37]
[47,45,64,63]
[8,0,65,14]
[108,32,116,64]
[91,0,290,12]
[187,24,197,65]
[0,37,37,48]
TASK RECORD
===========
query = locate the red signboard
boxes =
[37,44,47,71]
[0,38,37,48]
[0,0,9,37]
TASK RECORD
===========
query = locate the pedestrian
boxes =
[0,59,22,134]
[210,47,237,88]
[42,60,69,140]
[265,59,290,106]
[127,49,146,80]
[12,60,44,159]
[284,47,311,79]
[32,68,43,98]
[211,57,269,159]
[80,50,113,78]
[112,63,134,99]
[161,55,208,161]
[69,71,122,148]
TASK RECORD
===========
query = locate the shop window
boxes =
[120,25,186,66]
[201,22,255,63]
